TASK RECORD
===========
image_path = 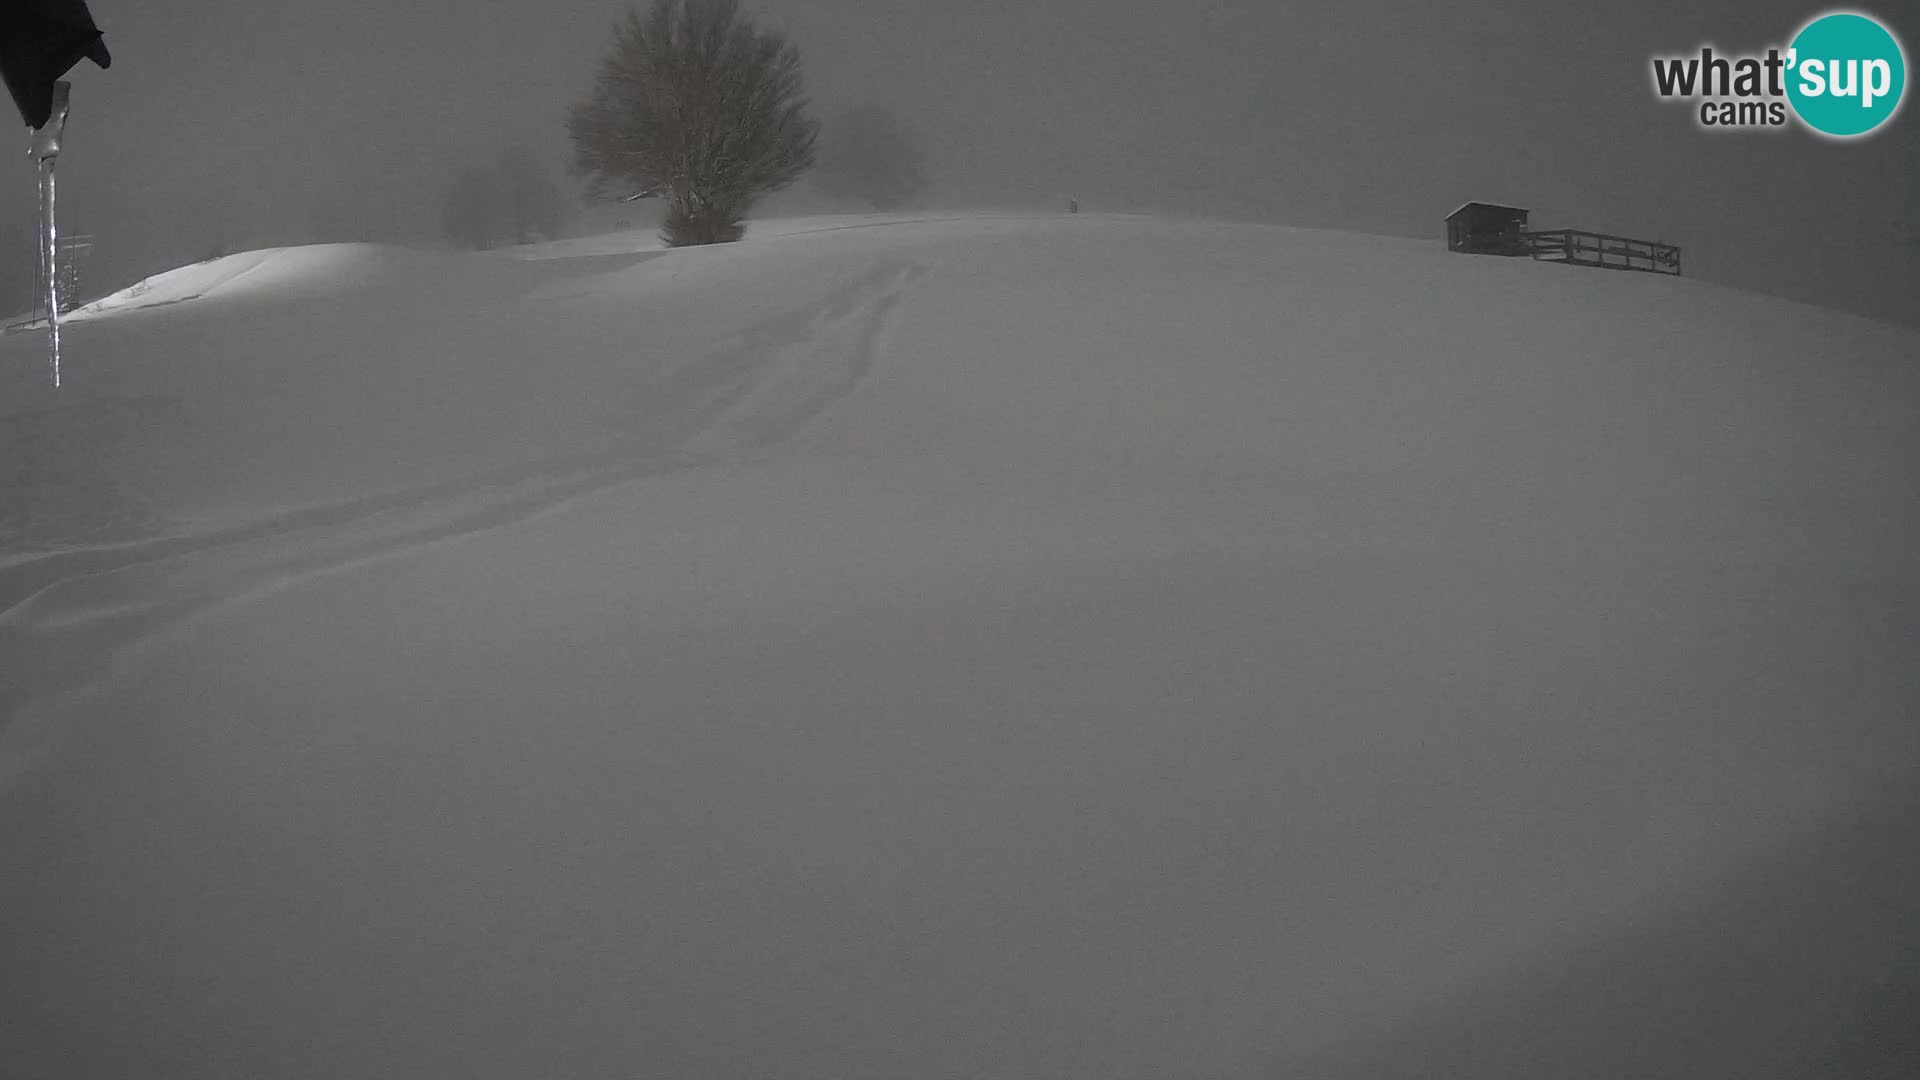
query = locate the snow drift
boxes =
[2,213,1916,1080]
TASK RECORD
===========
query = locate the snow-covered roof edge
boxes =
[1445,201,1531,220]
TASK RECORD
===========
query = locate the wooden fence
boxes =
[1524,229,1681,276]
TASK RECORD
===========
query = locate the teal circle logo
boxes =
[1786,12,1907,137]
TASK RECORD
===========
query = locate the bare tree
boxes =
[815,106,926,211]
[567,0,818,246]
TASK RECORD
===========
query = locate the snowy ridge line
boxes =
[507,212,1067,261]
[755,212,1064,241]
[65,250,280,319]
[0,259,929,727]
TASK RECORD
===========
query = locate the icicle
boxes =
[43,157,60,388]
[31,81,72,389]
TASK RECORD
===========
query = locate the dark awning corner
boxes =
[2,0,111,130]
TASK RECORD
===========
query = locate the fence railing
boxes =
[1524,229,1681,276]
[7,235,93,333]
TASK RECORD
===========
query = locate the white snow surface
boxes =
[2,212,1918,1079]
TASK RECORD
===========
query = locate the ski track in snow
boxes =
[0,259,929,733]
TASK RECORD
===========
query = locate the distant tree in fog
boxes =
[815,107,926,211]
[442,149,572,250]
[494,146,570,245]
[567,0,818,247]
[442,168,497,250]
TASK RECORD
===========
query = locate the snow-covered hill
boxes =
[3,213,1916,1080]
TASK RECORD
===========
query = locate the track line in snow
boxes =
[0,261,932,731]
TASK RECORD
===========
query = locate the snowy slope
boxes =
[2,213,1917,1080]
[64,243,433,316]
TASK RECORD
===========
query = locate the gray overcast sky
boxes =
[9,0,1918,325]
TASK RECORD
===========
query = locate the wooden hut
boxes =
[1445,202,1531,256]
